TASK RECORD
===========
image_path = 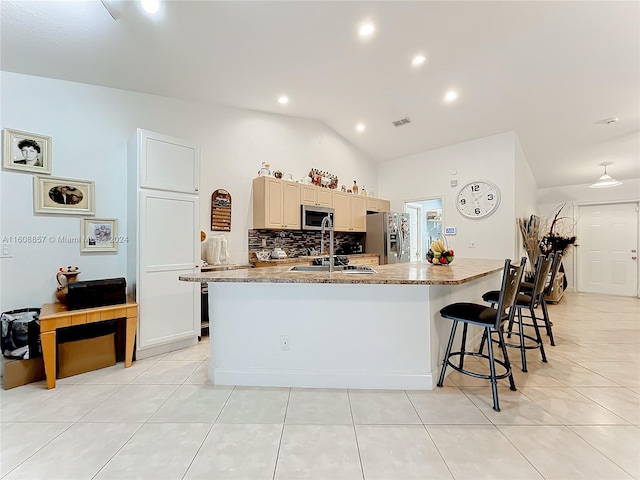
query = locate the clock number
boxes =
[487,193,494,201]
[474,208,481,215]
[471,184,480,192]
[460,198,466,205]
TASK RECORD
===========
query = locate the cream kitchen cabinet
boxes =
[332,191,366,232]
[128,129,200,359]
[366,197,391,213]
[300,184,333,207]
[253,176,301,230]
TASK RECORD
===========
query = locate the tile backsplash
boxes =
[248,229,365,260]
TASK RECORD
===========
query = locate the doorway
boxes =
[576,202,639,297]
[405,198,443,262]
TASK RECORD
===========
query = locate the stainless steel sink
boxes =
[288,265,377,274]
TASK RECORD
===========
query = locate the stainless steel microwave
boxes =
[301,205,334,231]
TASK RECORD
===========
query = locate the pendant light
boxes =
[588,162,622,188]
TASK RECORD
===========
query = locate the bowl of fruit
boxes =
[426,238,454,265]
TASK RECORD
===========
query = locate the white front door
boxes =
[577,202,639,296]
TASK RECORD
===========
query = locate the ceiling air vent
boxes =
[392,117,411,127]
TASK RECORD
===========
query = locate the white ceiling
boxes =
[1,0,638,189]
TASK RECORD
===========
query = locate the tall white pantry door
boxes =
[577,202,639,297]
[138,190,200,349]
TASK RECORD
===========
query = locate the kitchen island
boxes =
[180,259,504,390]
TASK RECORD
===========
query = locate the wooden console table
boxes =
[39,297,138,389]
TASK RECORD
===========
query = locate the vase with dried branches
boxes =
[518,214,542,270]
[540,203,577,257]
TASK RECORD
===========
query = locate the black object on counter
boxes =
[67,278,126,310]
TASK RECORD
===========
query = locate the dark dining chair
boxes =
[437,258,526,412]
[480,253,554,372]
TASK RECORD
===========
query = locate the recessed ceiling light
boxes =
[412,55,426,66]
[359,23,375,37]
[444,91,458,102]
[356,124,366,132]
[141,0,160,14]
[277,96,289,105]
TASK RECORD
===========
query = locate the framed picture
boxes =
[33,175,95,216]
[3,128,52,174]
[80,218,117,252]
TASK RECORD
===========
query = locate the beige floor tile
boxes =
[574,387,640,425]
[569,425,640,478]
[80,384,178,422]
[183,361,212,385]
[462,386,563,425]
[95,423,211,480]
[349,389,421,424]
[130,360,202,384]
[427,424,543,479]
[217,387,289,423]
[0,422,72,476]
[500,425,633,480]
[162,341,210,361]
[18,384,122,422]
[575,361,640,387]
[185,423,282,479]
[77,358,156,384]
[0,384,69,422]
[407,387,491,424]
[2,423,141,480]
[149,385,234,423]
[519,387,630,425]
[285,388,352,424]
[275,425,362,479]
[357,425,452,479]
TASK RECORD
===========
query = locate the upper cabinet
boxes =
[366,197,391,213]
[253,177,301,230]
[138,130,199,194]
[301,185,333,207]
[332,191,366,232]
[251,177,389,231]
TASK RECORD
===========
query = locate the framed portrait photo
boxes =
[3,128,52,174]
[80,218,117,252]
[34,175,95,216]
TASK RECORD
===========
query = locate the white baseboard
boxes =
[136,336,198,360]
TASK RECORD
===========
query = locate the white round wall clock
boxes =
[456,180,501,219]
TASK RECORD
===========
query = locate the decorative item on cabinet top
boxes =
[211,189,231,231]
[309,168,338,189]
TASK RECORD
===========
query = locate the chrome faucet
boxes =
[320,215,334,273]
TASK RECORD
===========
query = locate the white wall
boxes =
[0,72,377,311]
[378,131,531,261]
[514,135,539,264]
[537,178,640,290]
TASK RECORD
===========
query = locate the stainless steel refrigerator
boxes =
[365,212,410,264]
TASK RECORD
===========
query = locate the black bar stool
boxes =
[480,253,554,372]
[437,258,526,412]
[520,251,562,346]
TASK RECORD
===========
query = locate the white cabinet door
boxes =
[139,129,199,194]
[138,190,200,349]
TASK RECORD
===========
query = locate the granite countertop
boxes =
[250,253,379,265]
[180,258,504,285]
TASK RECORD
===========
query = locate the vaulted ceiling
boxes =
[1,0,638,188]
